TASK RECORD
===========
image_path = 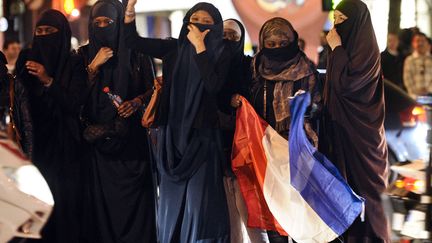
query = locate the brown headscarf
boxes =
[253,17,315,131]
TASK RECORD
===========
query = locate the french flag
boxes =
[231,92,364,242]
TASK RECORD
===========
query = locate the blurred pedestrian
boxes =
[381,32,405,90]
[3,39,21,74]
[403,32,432,98]
[298,38,305,51]
[317,30,329,69]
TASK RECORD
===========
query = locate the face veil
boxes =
[87,0,131,123]
[30,10,71,79]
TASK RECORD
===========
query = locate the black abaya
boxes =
[80,1,157,242]
[124,2,231,242]
[16,10,87,243]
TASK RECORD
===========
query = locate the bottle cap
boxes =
[103,87,110,93]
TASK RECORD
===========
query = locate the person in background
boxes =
[317,30,329,69]
[124,1,231,242]
[0,50,32,157]
[381,32,405,90]
[247,17,320,243]
[403,32,432,99]
[0,52,11,130]
[78,1,157,242]
[298,38,305,51]
[220,18,269,243]
[323,0,389,242]
[3,39,21,74]
[15,9,86,243]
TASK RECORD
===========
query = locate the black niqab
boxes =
[334,1,358,49]
[31,10,71,80]
[158,2,224,181]
[223,19,245,63]
[88,0,130,123]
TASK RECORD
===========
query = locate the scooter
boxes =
[0,131,53,243]
[388,95,432,241]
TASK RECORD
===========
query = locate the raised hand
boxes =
[89,47,113,72]
[25,61,52,85]
[326,28,342,51]
[187,24,210,54]
[124,0,137,23]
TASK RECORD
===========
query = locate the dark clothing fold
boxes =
[321,1,389,242]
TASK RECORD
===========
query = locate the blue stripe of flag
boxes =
[288,92,364,236]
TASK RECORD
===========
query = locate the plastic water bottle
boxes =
[103,87,123,108]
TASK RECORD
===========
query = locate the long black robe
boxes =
[16,10,86,243]
[124,3,231,242]
[321,1,389,242]
[79,1,157,243]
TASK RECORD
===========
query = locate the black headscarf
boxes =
[30,9,71,81]
[88,0,130,123]
[158,2,224,182]
[223,19,245,64]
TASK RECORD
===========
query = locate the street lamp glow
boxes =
[64,0,75,15]
[71,8,80,17]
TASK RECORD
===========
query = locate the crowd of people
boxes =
[381,29,432,99]
[0,0,429,242]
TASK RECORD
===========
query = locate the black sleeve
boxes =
[139,54,156,103]
[194,49,231,95]
[238,56,253,99]
[124,20,177,59]
[14,79,33,160]
[46,57,88,115]
[217,55,252,114]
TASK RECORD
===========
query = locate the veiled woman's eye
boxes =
[280,41,289,47]
[265,42,275,48]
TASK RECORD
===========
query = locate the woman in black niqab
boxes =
[123,2,231,242]
[78,1,157,243]
[17,9,87,243]
[322,0,389,242]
